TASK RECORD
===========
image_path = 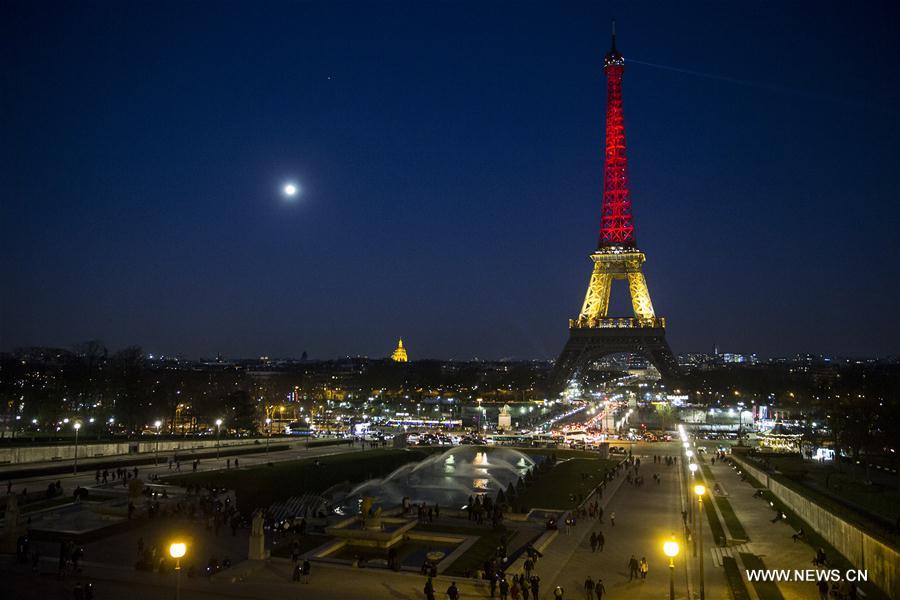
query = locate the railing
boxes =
[569,317,666,329]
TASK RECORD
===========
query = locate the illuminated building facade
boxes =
[391,339,408,363]
[552,24,680,389]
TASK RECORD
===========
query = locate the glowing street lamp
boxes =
[695,484,706,597]
[154,420,162,466]
[686,450,694,458]
[663,537,680,600]
[169,542,187,600]
[73,422,82,474]
[215,419,223,459]
[265,418,272,454]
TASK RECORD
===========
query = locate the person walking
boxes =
[553,585,564,599]
[628,555,639,581]
[301,558,311,583]
[583,576,594,600]
[446,581,460,600]
[424,576,436,600]
[521,576,530,600]
[590,532,598,552]
[499,575,510,600]
[639,557,648,581]
[610,512,615,527]
[596,531,605,552]
[594,578,605,600]
[530,575,541,600]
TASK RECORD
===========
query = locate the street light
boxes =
[169,541,187,600]
[154,420,162,466]
[73,422,82,474]
[686,450,694,458]
[695,484,706,598]
[663,537,679,600]
[265,418,271,454]
[215,419,223,459]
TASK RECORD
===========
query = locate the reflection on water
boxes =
[341,446,537,510]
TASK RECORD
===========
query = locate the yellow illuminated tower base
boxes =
[551,247,680,389]
[576,248,661,328]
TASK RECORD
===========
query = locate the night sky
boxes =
[2,2,898,360]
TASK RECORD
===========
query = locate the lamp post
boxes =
[265,418,271,454]
[73,422,82,474]
[154,420,162,466]
[695,484,706,600]
[169,542,186,600]
[663,537,679,600]
[688,462,699,533]
[215,419,223,460]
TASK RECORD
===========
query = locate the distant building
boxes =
[391,339,408,363]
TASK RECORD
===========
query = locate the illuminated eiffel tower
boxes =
[551,24,680,389]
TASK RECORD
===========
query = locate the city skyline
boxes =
[2,2,898,360]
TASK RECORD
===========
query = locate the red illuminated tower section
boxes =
[550,24,679,392]
[599,27,635,247]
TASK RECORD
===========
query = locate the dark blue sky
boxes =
[2,2,898,360]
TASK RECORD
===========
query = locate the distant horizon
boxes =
[2,340,895,363]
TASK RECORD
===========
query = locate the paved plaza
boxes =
[1,441,883,599]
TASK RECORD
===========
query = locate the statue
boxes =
[248,509,267,560]
[359,496,383,530]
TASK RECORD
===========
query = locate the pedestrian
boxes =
[590,532,598,552]
[292,562,301,582]
[553,585,564,599]
[511,578,521,600]
[446,581,460,600]
[628,555,639,581]
[597,531,605,551]
[610,512,615,527]
[639,557,648,581]
[424,576,436,600]
[301,558,311,583]
[583,576,594,600]
[521,576,531,600]
[235,458,239,468]
[500,575,510,600]
[530,575,541,600]
[594,578,605,599]
[816,579,828,600]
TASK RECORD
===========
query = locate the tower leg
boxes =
[579,267,612,322]
[627,271,656,323]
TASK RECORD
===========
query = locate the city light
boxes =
[169,542,186,558]
[695,484,706,496]
[663,539,679,557]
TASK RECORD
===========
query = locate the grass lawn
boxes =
[515,458,618,511]
[722,556,752,600]
[758,454,899,545]
[739,553,784,600]
[162,448,437,513]
[702,464,750,541]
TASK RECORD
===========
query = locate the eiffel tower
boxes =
[551,24,680,390]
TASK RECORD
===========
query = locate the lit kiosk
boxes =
[551,24,679,390]
[391,339,409,363]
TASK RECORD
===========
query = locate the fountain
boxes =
[339,446,537,511]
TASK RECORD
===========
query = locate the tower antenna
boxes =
[611,19,617,51]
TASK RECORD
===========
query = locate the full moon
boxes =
[283,183,298,197]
